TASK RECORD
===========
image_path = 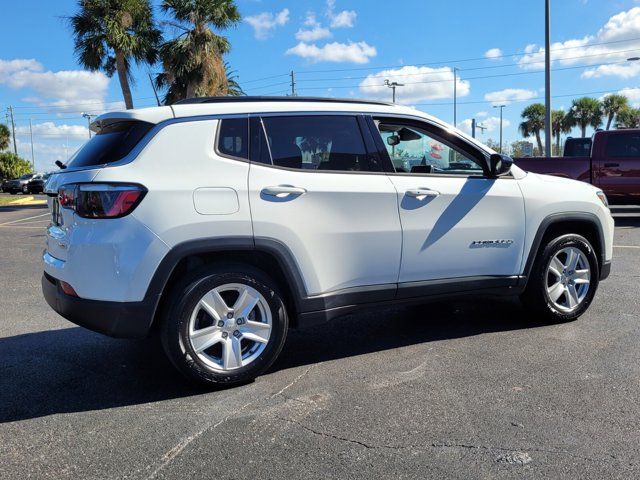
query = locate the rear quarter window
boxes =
[66,121,154,168]
[605,133,640,157]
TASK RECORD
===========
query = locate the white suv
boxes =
[42,97,614,386]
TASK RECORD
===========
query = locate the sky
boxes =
[2,0,640,171]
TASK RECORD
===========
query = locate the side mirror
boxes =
[489,153,513,177]
[387,135,400,146]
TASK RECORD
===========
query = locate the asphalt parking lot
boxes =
[1,200,639,479]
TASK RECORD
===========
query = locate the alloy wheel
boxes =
[545,247,591,312]
[187,283,272,372]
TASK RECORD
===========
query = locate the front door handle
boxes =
[261,185,307,198]
[405,188,440,200]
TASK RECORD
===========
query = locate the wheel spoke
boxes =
[573,269,590,284]
[200,290,229,321]
[566,249,579,271]
[240,320,271,344]
[566,284,580,308]
[222,336,243,369]
[190,327,223,353]
[233,287,260,318]
[549,256,564,278]
[547,281,565,302]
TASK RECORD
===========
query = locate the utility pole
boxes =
[384,79,404,103]
[494,104,506,153]
[29,119,35,169]
[290,70,297,96]
[149,73,161,106]
[453,67,458,126]
[82,113,95,138]
[471,119,476,138]
[477,123,488,135]
[8,106,17,155]
[544,0,552,157]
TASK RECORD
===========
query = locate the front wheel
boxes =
[521,234,599,323]
[161,265,289,387]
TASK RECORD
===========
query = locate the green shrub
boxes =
[0,152,33,180]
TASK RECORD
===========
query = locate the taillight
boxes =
[58,183,146,218]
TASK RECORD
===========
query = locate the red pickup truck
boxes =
[514,129,640,205]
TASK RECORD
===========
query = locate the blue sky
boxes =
[2,0,640,171]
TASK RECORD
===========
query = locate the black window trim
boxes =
[365,113,512,179]
[248,112,389,175]
[214,114,250,163]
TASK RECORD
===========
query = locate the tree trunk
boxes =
[581,123,587,138]
[535,131,543,155]
[606,114,613,130]
[556,131,561,153]
[115,50,134,110]
[186,81,197,99]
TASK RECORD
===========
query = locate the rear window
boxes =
[66,121,154,168]
[563,138,592,157]
[217,118,248,159]
[605,133,640,157]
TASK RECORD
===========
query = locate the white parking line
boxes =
[614,245,640,249]
[0,212,49,226]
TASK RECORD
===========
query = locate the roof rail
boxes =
[172,96,393,106]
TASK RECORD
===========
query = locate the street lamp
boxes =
[82,113,95,138]
[493,105,506,153]
[384,79,404,103]
[544,0,552,157]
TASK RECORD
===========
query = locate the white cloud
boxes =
[295,13,332,42]
[326,0,357,28]
[458,116,511,135]
[359,65,470,104]
[484,88,537,106]
[15,122,88,138]
[476,111,488,117]
[618,87,640,106]
[246,8,290,40]
[0,58,110,112]
[518,7,640,79]
[287,41,376,63]
[485,48,503,60]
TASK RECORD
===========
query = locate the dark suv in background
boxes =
[2,173,40,194]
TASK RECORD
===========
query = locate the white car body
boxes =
[42,98,614,338]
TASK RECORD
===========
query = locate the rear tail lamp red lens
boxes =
[59,281,78,297]
[58,183,146,218]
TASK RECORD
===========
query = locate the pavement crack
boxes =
[270,363,319,400]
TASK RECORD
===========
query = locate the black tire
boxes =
[9,191,16,195]
[161,263,289,387]
[521,233,599,323]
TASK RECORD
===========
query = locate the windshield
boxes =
[19,174,33,180]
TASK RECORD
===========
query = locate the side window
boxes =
[376,121,485,175]
[218,118,248,159]
[605,133,640,158]
[258,115,381,172]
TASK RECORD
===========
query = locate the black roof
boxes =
[173,96,393,106]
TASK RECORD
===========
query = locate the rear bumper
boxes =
[42,273,157,338]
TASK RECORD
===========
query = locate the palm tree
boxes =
[69,0,162,109]
[0,124,10,151]
[519,103,546,154]
[602,94,628,130]
[615,106,640,129]
[551,110,571,153]
[156,61,244,104]
[159,0,241,101]
[567,97,603,137]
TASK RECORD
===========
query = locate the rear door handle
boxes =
[261,185,307,198]
[604,163,620,168]
[406,188,440,199]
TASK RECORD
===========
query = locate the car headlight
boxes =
[596,190,609,208]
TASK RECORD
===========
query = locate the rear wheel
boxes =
[521,234,599,322]
[161,264,289,387]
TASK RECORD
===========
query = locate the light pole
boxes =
[384,79,404,103]
[493,105,506,153]
[82,113,95,138]
[544,0,552,157]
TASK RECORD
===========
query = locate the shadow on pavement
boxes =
[0,204,48,213]
[0,298,540,423]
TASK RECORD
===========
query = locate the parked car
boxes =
[42,97,614,387]
[515,129,640,204]
[26,173,51,194]
[2,173,39,194]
